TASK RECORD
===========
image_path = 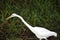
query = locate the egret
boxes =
[6,13,57,40]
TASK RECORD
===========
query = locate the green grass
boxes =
[0,0,60,40]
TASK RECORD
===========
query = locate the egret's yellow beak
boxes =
[6,16,12,20]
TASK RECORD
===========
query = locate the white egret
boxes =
[6,13,57,40]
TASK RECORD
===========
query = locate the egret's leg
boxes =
[40,39,41,40]
[45,38,48,40]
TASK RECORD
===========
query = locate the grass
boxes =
[0,0,60,40]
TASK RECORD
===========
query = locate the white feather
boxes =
[6,13,57,40]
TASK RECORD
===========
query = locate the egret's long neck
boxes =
[16,15,33,30]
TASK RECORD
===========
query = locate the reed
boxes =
[0,0,59,40]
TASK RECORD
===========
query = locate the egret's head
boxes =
[6,13,17,20]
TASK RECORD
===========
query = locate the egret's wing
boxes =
[34,27,51,33]
[34,27,52,37]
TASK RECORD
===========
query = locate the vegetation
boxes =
[0,0,60,40]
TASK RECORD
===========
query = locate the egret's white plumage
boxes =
[6,13,57,40]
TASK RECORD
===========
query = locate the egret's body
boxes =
[6,13,57,40]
